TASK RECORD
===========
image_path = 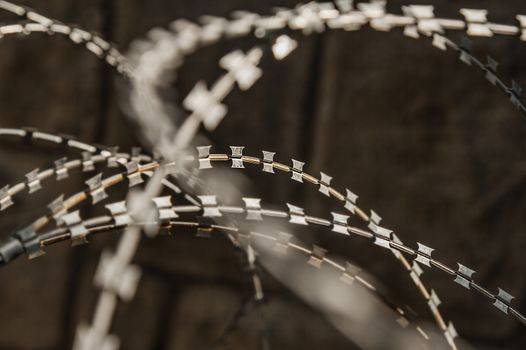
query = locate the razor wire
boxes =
[0,145,459,347]
[8,209,434,344]
[127,0,526,148]
[0,128,269,348]
[0,130,462,348]
[123,3,526,340]
[0,0,129,74]
[124,9,526,343]
[0,143,519,347]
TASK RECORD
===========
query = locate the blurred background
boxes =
[0,0,526,349]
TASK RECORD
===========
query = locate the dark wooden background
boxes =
[0,0,526,349]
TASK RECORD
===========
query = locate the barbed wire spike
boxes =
[404,24,419,39]
[198,15,228,44]
[105,146,120,168]
[517,15,526,40]
[54,157,69,180]
[125,161,143,187]
[14,226,44,259]
[494,288,515,314]
[169,19,201,53]
[105,201,132,226]
[69,27,92,44]
[289,3,326,35]
[226,11,259,37]
[371,225,393,249]
[197,146,212,169]
[287,203,308,225]
[48,194,67,225]
[432,33,447,50]
[509,80,523,108]
[454,263,476,289]
[428,289,442,315]
[272,34,298,60]
[261,150,275,173]
[369,210,382,225]
[485,56,499,85]
[25,168,41,193]
[415,242,434,267]
[291,159,305,182]
[85,173,108,204]
[459,36,473,65]
[308,245,327,268]
[255,14,287,34]
[61,211,89,246]
[410,261,424,284]
[219,49,262,90]
[390,233,403,258]
[357,1,386,20]
[152,196,178,222]
[0,185,13,211]
[82,151,95,172]
[403,5,434,19]
[460,8,493,37]
[445,322,459,348]
[327,10,367,31]
[331,212,350,235]
[230,146,245,168]
[131,147,142,163]
[404,5,443,36]
[368,210,392,248]
[198,195,222,217]
[94,250,141,301]
[183,81,227,131]
[335,0,354,13]
[319,172,332,196]
[344,189,358,214]
[242,198,263,220]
